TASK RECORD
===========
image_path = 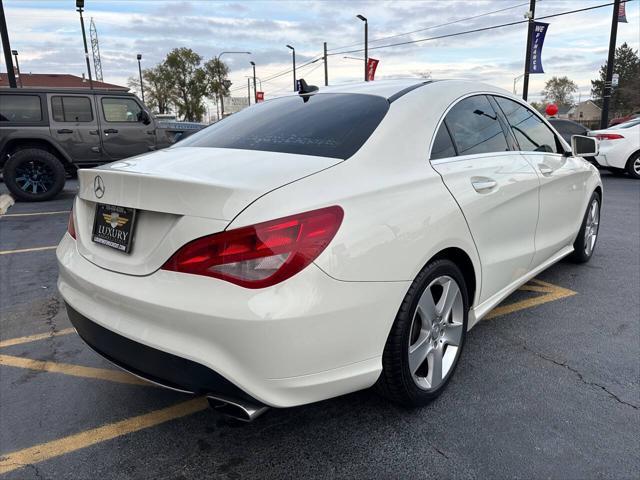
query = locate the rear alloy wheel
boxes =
[569,192,600,263]
[377,259,468,406]
[626,152,640,179]
[3,149,66,202]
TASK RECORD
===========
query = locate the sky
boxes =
[3,0,639,110]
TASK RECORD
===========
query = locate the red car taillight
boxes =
[161,206,344,288]
[595,133,624,141]
[67,206,76,239]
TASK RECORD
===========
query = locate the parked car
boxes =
[57,79,602,421]
[588,118,640,179]
[548,118,589,144]
[609,111,640,127]
[0,88,205,201]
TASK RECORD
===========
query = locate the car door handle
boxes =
[104,128,118,134]
[539,163,554,176]
[89,129,99,135]
[471,177,498,193]
[146,130,154,135]
[57,129,73,134]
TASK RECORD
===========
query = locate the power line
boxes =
[328,0,635,57]
[326,1,532,53]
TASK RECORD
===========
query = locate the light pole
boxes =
[286,45,296,91]
[217,51,251,117]
[0,0,17,88]
[343,56,364,62]
[250,61,257,103]
[513,73,525,94]
[11,49,22,87]
[247,77,251,106]
[76,0,93,89]
[521,0,536,100]
[245,75,262,91]
[357,14,368,81]
[136,53,144,103]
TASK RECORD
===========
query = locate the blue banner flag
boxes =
[529,21,549,74]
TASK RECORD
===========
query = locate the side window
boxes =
[430,122,456,160]
[444,95,509,156]
[51,96,93,122]
[101,97,144,123]
[494,96,560,153]
[0,95,42,123]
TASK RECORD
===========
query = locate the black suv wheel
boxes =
[4,149,66,202]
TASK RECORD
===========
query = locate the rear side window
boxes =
[495,96,560,153]
[101,97,144,122]
[51,96,93,122]
[177,93,390,160]
[0,95,42,123]
[444,95,509,156]
[430,122,456,160]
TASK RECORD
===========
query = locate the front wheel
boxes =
[569,192,601,263]
[376,259,468,406]
[3,149,66,202]
[626,152,640,179]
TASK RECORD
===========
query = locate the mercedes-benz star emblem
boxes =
[94,175,105,199]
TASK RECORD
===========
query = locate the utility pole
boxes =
[137,54,144,103]
[323,42,328,86]
[76,1,93,89]
[357,15,368,81]
[286,45,296,91]
[217,51,251,117]
[247,77,251,106]
[250,61,257,103]
[521,0,536,101]
[600,0,621,129]
[12,50,22,87]
[0,0,17,88]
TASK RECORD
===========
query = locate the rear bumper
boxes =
[57,234,409,407]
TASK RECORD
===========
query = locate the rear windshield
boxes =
[176,93,389,159]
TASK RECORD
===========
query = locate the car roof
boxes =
[0,88,137,96]
[277,78,509,102]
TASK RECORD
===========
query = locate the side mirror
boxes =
[139,110,151,125]
[571,135,598,157]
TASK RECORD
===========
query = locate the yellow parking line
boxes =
[0,354,149,386]
[0,397,208,475]
[486,279,577,319]
[0,210,69,218]
[0,245,58,255]
[0,328,75,349]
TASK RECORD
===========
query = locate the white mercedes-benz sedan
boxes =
[57,79,602,421]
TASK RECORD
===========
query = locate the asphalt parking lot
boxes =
[0,173,638,480]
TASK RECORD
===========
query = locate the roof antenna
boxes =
[297,78,318,96]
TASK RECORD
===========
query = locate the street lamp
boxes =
[11,49,22,87]
[286,45,296,91]
[356,14,368,81]
[250,61,257,103]
[75,0,93,89]
[136,53,144,103]
[216,51,251,117]
[343,56,364,62]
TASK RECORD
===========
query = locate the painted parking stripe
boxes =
[0,354,149,386]
[0,328,75,349]
[0,210,70,218]
[0,245,58,255]
[485,279,576,319]
[0,397,208,475]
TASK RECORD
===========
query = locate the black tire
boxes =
[569,191,601,263]
[376,259,469,407]
[626,152,640,179]
[3,149,66,202]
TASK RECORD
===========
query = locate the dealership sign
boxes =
[529,21,549,74]
[256,91,265,103]
[224,97,249,114]
[367,58,379,81]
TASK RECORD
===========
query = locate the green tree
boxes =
[541,76,578,107]
[203,57,230,110]
[591,42,640,115]
[163,48,207,122]
[529,101,545,113]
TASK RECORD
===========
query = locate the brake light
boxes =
[67,206,76,239]
[161,206,344,288]
[595,133,624,140]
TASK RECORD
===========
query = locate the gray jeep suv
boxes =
[0,88,205,201]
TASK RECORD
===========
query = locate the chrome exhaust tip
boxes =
[207,395,269,422]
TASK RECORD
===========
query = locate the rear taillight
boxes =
[161,206,344,288]
[595,133,624,141]
[67,206,76,239]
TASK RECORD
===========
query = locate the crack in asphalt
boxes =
[503,335,639,410]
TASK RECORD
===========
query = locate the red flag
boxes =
[256,92,264,103]
[366,58,379,81]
